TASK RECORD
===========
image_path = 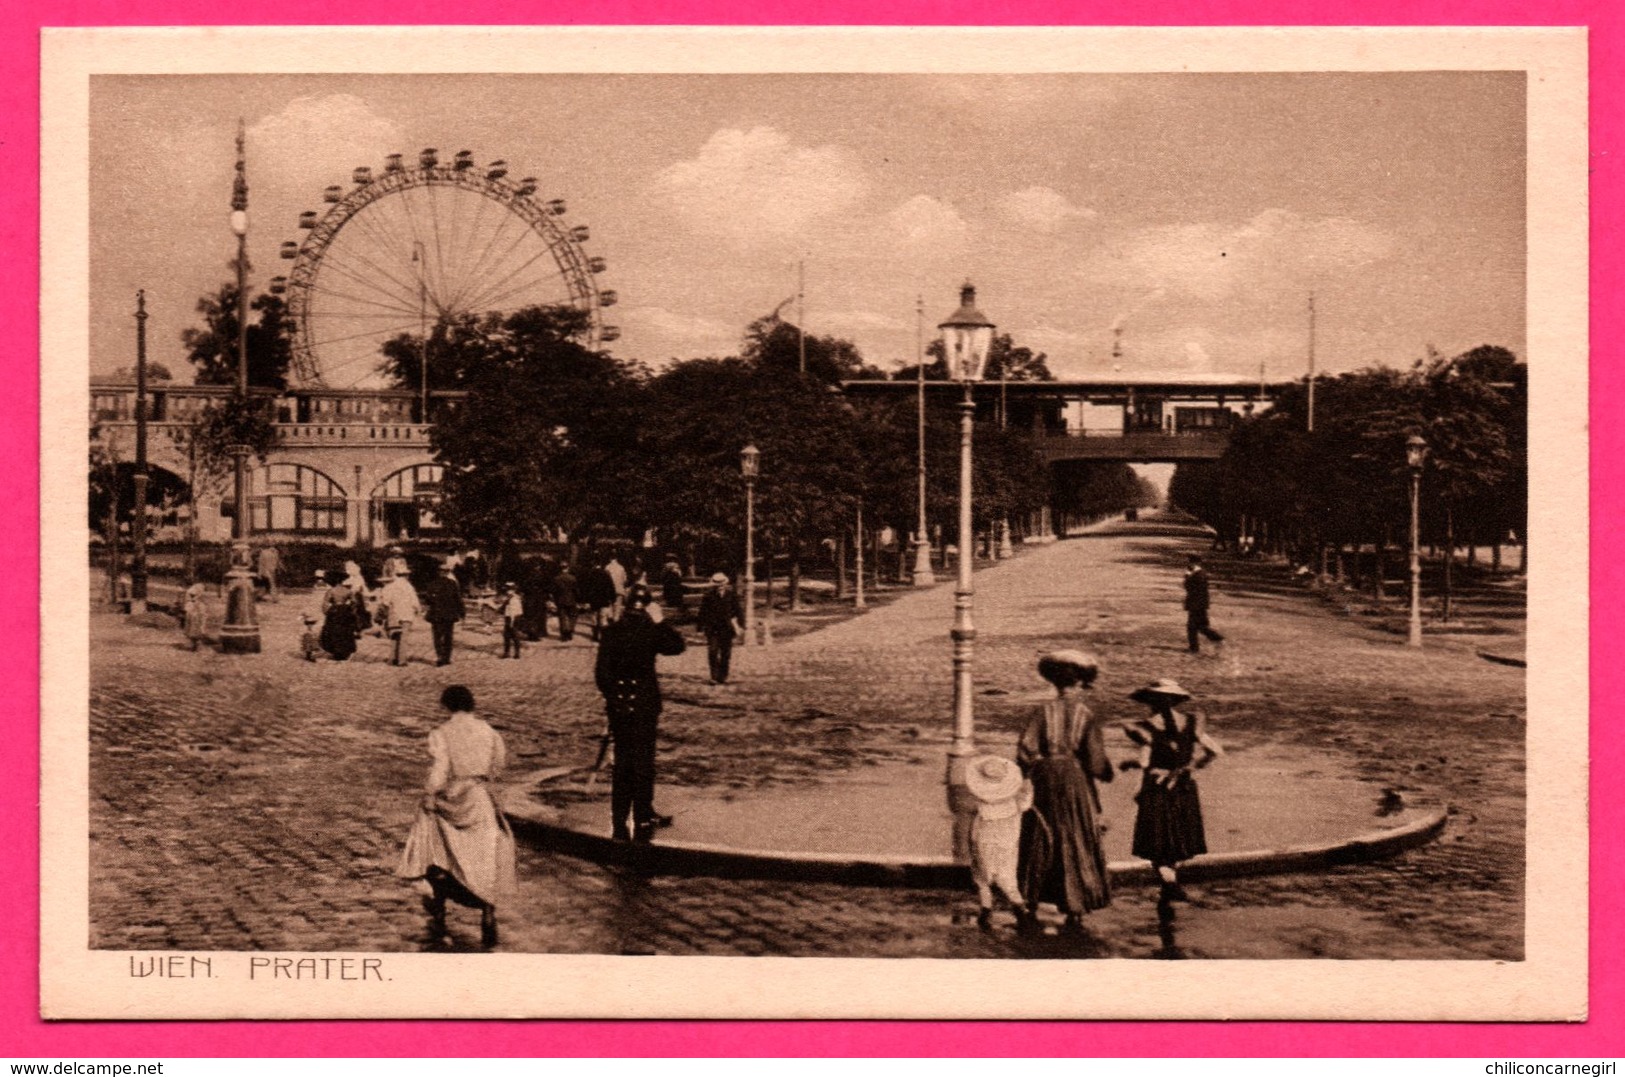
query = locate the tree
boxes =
[426,305,646,567]
[741,317,883,384]
[109,362,173,382]
[379,306,596,394]
[182,284,293,390]
[913,332,1054,382]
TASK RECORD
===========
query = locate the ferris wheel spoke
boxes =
[425,185,453,309]
[471,267,571,318]
[458,245,561,316]
[305,319,425,351]
[447,189,491,307]
[446,204,524,314]
[393,182,446,311]
[320,238,430,313]
[347,207,422,290]
[304,276,422,319]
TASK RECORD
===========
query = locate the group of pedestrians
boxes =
[966,650,1223,934]
[303,552,466,667]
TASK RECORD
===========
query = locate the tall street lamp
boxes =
[130,289,150,614]
[219,119,261,654]
[939,281,995,861]
[741,443,760,646]
[1407,432,1429,648]
[911,296,935,585]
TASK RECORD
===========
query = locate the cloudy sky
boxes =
[89,71,1524,383]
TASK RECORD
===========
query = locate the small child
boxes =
[300,614,321,662]
[489,582,524,659]
[965,753,1035,931]
[182,582,209,652]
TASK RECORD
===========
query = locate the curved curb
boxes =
[505,807,1448,891]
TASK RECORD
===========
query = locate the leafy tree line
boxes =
[1167,345,1525,616]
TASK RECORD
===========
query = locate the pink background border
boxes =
[7,1,1613,1056]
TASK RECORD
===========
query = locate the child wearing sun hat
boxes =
[965,753,1036,931]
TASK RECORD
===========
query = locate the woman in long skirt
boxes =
[397,685,517,947]
[1124,678,1224,901]
[318,573,359,661]
[1016,649,1115,932]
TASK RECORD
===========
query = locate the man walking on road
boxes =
[423,561,466,667]
[378,570,422,667]
[696,572,745,685]
[1183,553,1225,653]
[553,564,579,643]
[594,584,686,843]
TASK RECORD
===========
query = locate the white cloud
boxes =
[651,127,868,249]
[820,309,909,335]
[618,305,741,360]
[247,95,407,198]
[999,186,1095,234]
[1080,209,1398,302]
[884,195,970,254]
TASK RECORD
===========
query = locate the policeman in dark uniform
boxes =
[594,584,686,842]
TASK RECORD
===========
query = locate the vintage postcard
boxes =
[40,25,1587,1019]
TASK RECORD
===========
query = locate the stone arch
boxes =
[242,461,349,538]
[369,463,446,543]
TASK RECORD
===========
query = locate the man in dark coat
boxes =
[578,562,617,642]
[659,557,686,616]
[553,564,579,643]
[1183,554,1225,653]
[423,562,467,667]
[594,584,686,842]
[695,572,745,685]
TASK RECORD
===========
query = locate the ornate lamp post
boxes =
[741,443,760,646]
[939,282,995,861]
[911,296,935,585]
[129,290,150,614]
[1407,433,1429,648]
[219,120,261,654]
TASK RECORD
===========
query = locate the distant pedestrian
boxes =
[579,561,617,642]
[965,754,1035,931]
[182,581,209,651]
[553,564,579,642]
[378,571,422,667]
[1017,650,1114,932]
[255,544,280,602]
[300,613,320,662]
[396,685,516,949]
[343,560,371,636]
[1123,678,1223,902]
[659,557,686,613]
[384,546,410,582]
[319,572,360,662]
[489,581,525,659]
[604,554,628,619]
[594,584,686,843]
[696,572,744,684]
[1183,554,1224,653]
[422,561,467,667]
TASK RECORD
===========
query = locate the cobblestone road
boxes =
[90,516,1525,958]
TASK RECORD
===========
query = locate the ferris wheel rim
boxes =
[281,163,606,389]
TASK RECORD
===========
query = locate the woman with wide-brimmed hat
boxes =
[1123,678,1224,900]
[1016,649,1115,932]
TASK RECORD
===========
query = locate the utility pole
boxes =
[1306,292,1317,433]
[912,295,934,585]
[797,260,806,376]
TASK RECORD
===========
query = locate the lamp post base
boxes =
[219,541,261,654]
[944,749,977,865]
[911,538,935,586]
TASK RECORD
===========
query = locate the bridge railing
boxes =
[275,423,432,446]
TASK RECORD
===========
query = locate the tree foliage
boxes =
[182,284,293,390]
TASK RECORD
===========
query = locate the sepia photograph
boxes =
[40,26,1588,1020]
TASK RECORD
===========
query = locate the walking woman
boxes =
[397,685,517,948]
[1016,649,1115,932]
[318,570,359,661]
[1123,679,1224,901]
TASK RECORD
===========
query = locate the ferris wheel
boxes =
[271,148,618,389]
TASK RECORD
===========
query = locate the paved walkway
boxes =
[89,515,1525,958]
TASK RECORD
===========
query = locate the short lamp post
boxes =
[1406,433,1429,649]
[219,120,261,654]
[741,443,760,646]
[940,281,996,862]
